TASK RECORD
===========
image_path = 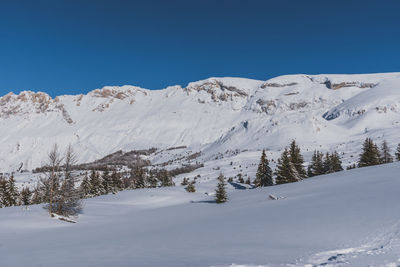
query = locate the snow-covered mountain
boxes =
[1,72,400,172]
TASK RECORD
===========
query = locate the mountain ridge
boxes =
[0,72,399,172]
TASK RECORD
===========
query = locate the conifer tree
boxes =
[111,171,124,192]
[396,143,400,161]
[5,175,19,206]
[237,174,244,183]
[31,184,44,204]
[358,138,381,167]
[275,148,301,184]
[20,187,32,206]
[160,170,174,187]
[79,172,92,197]
[254,149,273,187]
[89,170,104,196]
[289,140,307,178]
[0,177,6,208]
[181,177,189,186]
[146,172,158,188]
[102,169,112,194]
[215,173,228,203]
[131,166,146,189]
[380,140,393,164]
[307,150,325,177]
[58,145,82,216]
[329,151,343,172]
[185,181,196,192]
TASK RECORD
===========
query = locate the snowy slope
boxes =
[1,162,400,266]
[1,72,400,172]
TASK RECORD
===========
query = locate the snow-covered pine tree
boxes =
[275,148,301,184]
[5,175,19,206]
[288,140,307,178]
[358,138,381,167]
[31,183,44,204]
[160,169,174,187]
[20,187,32,206]
[0,177,6,208]
[111,171,124,192]
[215,173,228,203]
[80,172,92,197]
[380,140,393,164]
[307,150,325,177]
[89,170,104,196]
[237,174,244,184]
[185,181,196,192]
[254,149,273,187]
[102,169,112,194]
[396,143,400,161]
[131,166,146,189]
[146,172,158,188]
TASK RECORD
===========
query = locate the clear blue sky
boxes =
[1,0,399,96]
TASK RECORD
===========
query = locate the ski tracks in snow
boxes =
[292,220,400,267]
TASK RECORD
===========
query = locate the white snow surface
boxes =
[1,162,400,266]
[1,72,400,172]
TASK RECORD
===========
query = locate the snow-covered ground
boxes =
[2,162,400,266]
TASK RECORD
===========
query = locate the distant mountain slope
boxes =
[0,72,399,171]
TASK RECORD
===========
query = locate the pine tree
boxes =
[358,138,381,167]
[20,187,32,206]
[102,169,112,194]
[111,171,124,192]
[0,177,6,208]
[237,174,244,183]
[380,140,393,164]
[131,167,146,189]
[31,184,44,204]
[5,175,19,206]
[329,151,343,172]
[80,172,92,197]
[181,177,189,186]
[254,149,273,187]
[160,170,174,187]
[396,143,400,161]
[215,174,228,203]
[185,181,196,192]
[89,170,104,196]
[58,144,82,216]
[275,148,301,184]
[146,172,158,188]
[288,140,307,178]
[307,150,325,177]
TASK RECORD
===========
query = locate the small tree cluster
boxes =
[358,138,382,167]
[275,140,306,185]
[308,150,343,177]
[80,169,124,198]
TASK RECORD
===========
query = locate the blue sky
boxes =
[0,0,399,96]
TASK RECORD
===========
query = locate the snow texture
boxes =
[1,162,400,266]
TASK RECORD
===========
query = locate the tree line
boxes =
[253,138,400,188]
